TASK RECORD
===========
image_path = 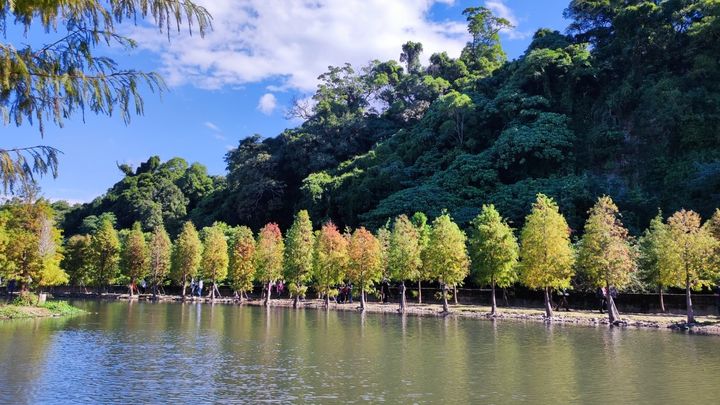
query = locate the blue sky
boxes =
[4,0,570,203]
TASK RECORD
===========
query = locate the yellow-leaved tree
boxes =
[468,204,518,316]
[347,227,383,311]
[170,221,202,299]
[313,222,348,308]
[576,196,637,324]
[229,226,255,302]
[201,224,229,301]
[422,213,469,313]
[519,194,575,318]
[388,214,422,313]
[0,200,67,296]
[664,210,718,324]
[283,210,314,308]
[255,223,284,306]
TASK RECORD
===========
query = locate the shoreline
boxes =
[65,293,720,336]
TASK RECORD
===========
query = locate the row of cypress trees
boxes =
[61,193,719,324]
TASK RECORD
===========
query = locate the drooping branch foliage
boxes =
[1,0,211,131]
[1,0,211,193]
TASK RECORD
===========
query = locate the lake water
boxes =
[1,301,719,404]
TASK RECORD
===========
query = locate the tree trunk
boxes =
[399,282,406,313]
[606,281,621,324]
[293,294,299,308]
[658,285,665,313]
[442,284,449,313]
[210,281,216,301]
[490,279,497,316]
[453,285,458,305]
[543,287,553,318]
[129,278,135,297]
[417,280,422,304]
[324,292,330,308]
[181,275,187,300]
[360,287,366,311]
[686,274,695,324]
[265,281,272,307]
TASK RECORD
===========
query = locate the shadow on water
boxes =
[1,301,720,404]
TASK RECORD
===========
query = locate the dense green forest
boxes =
[61,0,720,236]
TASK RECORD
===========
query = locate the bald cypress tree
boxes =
[89,218,120,293]
[201,225,229,301]
[149,225,172,299]
[388,215,422,313]
[519,194,575,318]
[255,223,285,306]
[283,210,315,308]
[171,221,203,299]
[577,196,636,324]
[347,227,383,311]
[638,213,674,312]
[228,226,256,302]
[313,222,348,308]
[122,222,148,297]
[411,212,431,304]
[665,210,718,324]
[423,213,469,313]
[469,205,519,316]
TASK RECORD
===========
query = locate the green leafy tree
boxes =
[89,217,120,293]
[255,223,285,306]
[400,41,424,74]
[347,227,383,310]
[170,221,203,298]
[228,226,255,301]
[283,210,315,307]
[422,213,469,313]
[438,90,474,146]
[62,234,93,291]
[638,212,674,312]
[519,194,575,318]
[460,6,511,76]
[411,212,430,303]
[149,225,171,298]
[388,214,422,312]
[121,222,148,297]
[468,204,519,315]
[664,210,718,324]
[576,196,637,324]
[313,221,348,308]
[1,1,211,193]
[201,225,229,301]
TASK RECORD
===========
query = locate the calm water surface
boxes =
[1,301,719,404]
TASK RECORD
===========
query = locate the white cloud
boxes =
[204,121,221,131]
[485,0,531,40]
[257,93,277,115]
[130,0,469,91]
[204,121,226,140]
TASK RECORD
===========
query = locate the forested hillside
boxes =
[65,0,720,236]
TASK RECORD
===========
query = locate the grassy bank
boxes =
[0,301,85,320]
